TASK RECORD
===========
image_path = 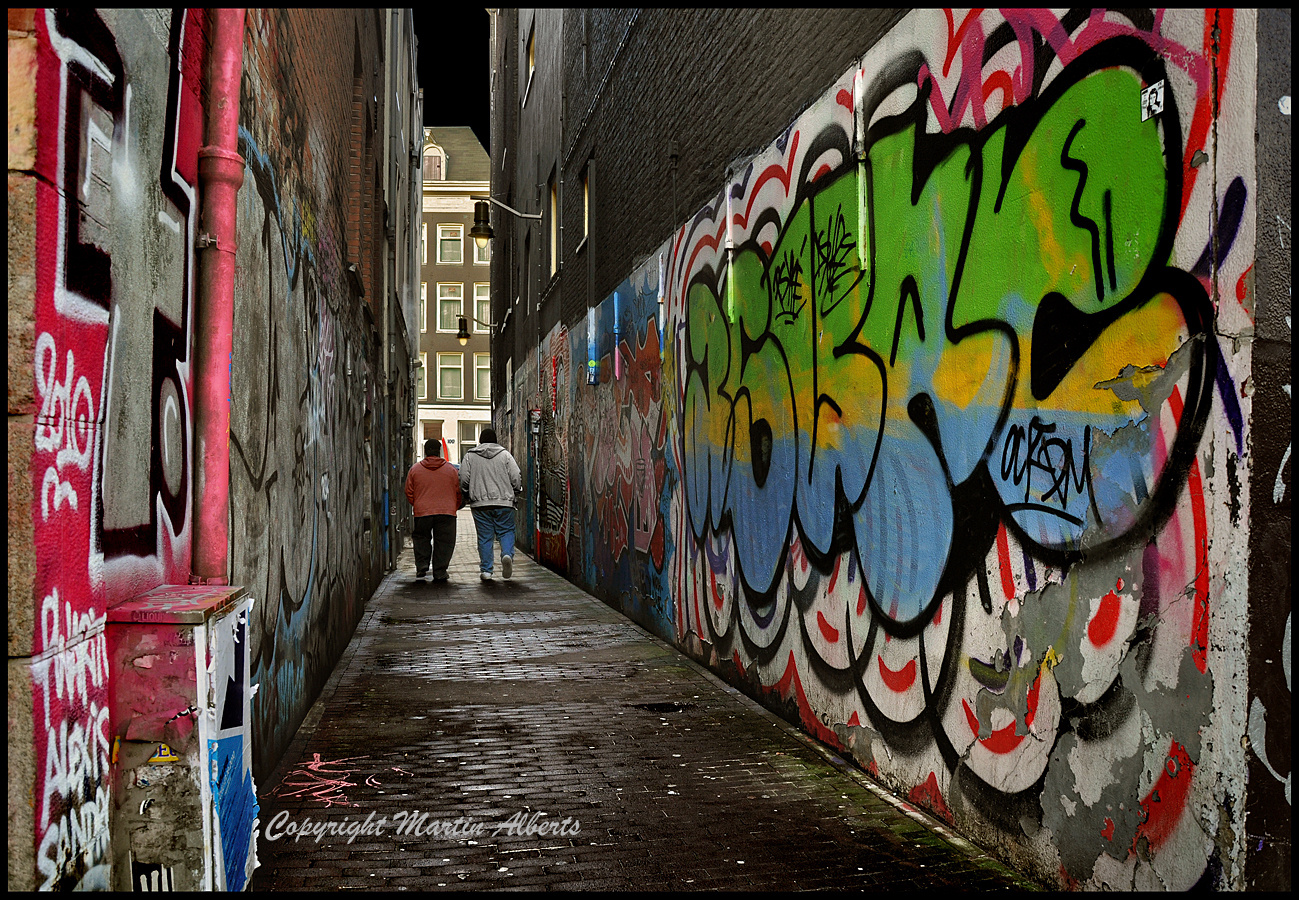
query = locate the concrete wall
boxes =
[494,8,1288,890]
[8,8,418,888]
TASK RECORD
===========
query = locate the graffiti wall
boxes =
[533,9,1271,889]
[20,9,204,887]
[230,8,387,779]
[12,8,398,887]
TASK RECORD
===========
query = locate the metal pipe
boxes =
[192,8,246,585]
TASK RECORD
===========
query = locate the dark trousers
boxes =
[413,514,457,578]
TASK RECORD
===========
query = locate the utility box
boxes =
[107,585,259,891]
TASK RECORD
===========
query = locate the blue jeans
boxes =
[471,506,516,573]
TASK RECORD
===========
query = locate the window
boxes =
[420,283,427,332]
[437,224,463,264]
[437,283,463,332]
[474,284,491,332]
[475,353,491,401]
[422,147,444,182]
[523,232,531,310]
[582,166,590,240]
[417,352,427,399]
[526,23,536,94]
[421,223,427,265]
[437,352,463,400]
[474,235,490,265]
[548,178,558,278]
[460,421,487,455]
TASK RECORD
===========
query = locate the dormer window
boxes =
[423,145,445,182]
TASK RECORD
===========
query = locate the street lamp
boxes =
[470,194,542,243]
[457,314,494,346]
[470,200,494,251]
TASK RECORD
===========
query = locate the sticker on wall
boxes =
[1141,79,1164,121]
[147,743,179,763]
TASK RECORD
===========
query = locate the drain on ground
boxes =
[629,702,695,713]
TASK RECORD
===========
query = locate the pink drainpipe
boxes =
[192,8,246,585]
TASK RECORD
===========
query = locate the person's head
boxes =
[479,428,497,444]
[424,438,442,458]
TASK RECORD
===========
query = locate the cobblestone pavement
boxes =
[252,512,1042,891]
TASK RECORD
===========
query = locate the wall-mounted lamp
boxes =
[456,314,495,346]
[470,200,494,250]
[470,195,542,253]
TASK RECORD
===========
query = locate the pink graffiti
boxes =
[270,753,369,807]
[920,9,1211,135]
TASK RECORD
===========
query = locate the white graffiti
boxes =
[39,590,109,718]
[33,609,110,890]
[35,590,111,890]
[36,781,110,891]
[34,332,96,521]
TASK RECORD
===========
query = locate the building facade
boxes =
[7,8,421,889]
[417,126,493,465]
[487,8,1290,890]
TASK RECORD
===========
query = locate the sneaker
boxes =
[481,571,492,581]
[414,572,427,582]
[502,555,513,580]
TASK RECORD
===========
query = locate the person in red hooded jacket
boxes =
[404,439,463,582]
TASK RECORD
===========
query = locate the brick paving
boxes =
[252,512,1042,891]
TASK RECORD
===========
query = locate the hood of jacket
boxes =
[420,456,451,470]
[469,442,505,459]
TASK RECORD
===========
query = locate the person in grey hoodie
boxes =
[459,428,522,580]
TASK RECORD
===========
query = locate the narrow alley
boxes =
[251,515,1040,891]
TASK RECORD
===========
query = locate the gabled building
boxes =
[416,126,493,464]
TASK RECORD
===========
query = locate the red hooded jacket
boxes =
[404,456,463,516]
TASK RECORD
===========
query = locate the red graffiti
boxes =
[908,771,954,823]
[772,652,844,750]
[878,656,917,694]
[1133,739,1195,853]
[962,670,1042,755]
[1087,585,1123,648]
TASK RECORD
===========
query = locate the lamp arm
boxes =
[472,195,542,221]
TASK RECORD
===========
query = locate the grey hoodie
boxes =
[459,442,522,508]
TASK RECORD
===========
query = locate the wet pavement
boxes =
[251,512,1042,891]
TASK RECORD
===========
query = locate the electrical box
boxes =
[107,585,258,891]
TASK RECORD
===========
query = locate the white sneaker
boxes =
[481,571,492,581]
[502,555,513,580]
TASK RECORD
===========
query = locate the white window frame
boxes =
[474,353,491,401]
[420,282,428,332]
[421,222,427,265]
[436,224,463,264]
[437,283,464,333]
[417,352,428,400]
[474,283,491,332]
[437,352,464,401]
